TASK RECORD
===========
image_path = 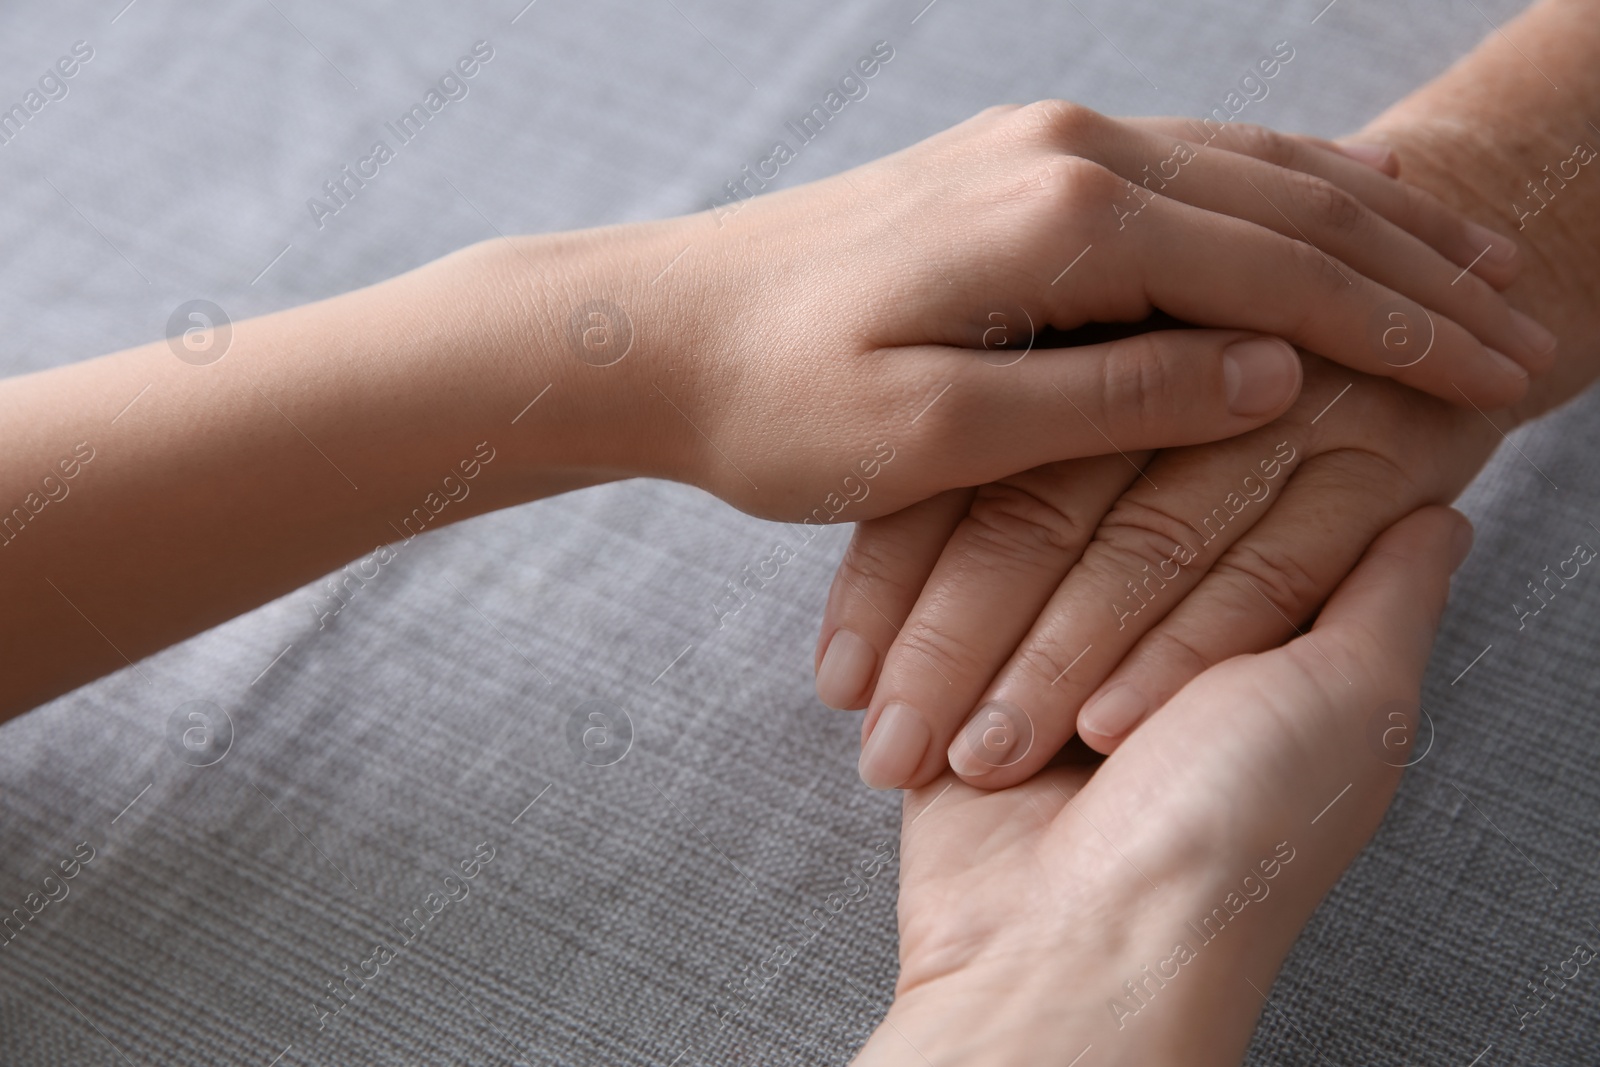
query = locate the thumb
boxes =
[1302,505,1473,686]
[905,330,1302,487]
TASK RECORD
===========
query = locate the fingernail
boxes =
[1078,685,1149,740]
[947,700,1034,778]
[1334,142,1395,173]
[1465,221,1518,265]
[1448,516,1475,573]
[1510,309,1558,359]
[858,702,930,790]
[816,629,876,710]
[1223,337,1301,417]
[1485,346,1530,384]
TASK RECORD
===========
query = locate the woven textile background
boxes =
[0,1,1591,1064]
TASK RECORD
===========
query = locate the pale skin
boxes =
[821,0,1600,792]
[0,92,1541,719]
[853,505,1470,1067]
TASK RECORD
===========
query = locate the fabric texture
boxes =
[0,1,1590,1064]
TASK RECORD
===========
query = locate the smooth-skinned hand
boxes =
[851,507,1469,1067]
[601,101,1549,523]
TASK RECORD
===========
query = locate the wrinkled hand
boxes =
[818,354,1494,789]
[852,508,1468,1067]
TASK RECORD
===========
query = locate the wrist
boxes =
[1352,1,1600,423]
[859,861,1284,1067]
[436,228,705,493]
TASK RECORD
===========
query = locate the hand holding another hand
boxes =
[811,117,1555,790]
[852,508,1469,1067]
[573,102,1545,522]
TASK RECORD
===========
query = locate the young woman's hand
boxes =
[852,507,1468,1067]
[551,101,1549,522]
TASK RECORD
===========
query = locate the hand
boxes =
[852,508,1469,1067]
[559,100,1548,523]
[817,355,1490,789]
[811,118,1564,792]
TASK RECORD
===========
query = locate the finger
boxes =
[941,425,1304,784]
[1067,509,1468,899]
[1064,188,1531,408]
[1120,118,1522,291]
[1086,124,1551,374]
[1075,450,1416,752]
[815,490,971,710]
[1299,504,1470,680]
[857,455,1138,789]
[1326,140,1401,177]
[894,330,1301,493]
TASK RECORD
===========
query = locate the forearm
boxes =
[1361,0,1600,422]
[0,233,687,719]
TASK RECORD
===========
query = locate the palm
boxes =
[891,641,1412,999]
[851,508,1462,1067]
[893,764,1095,992]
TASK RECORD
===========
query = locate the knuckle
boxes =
[990,154,1123,243]
[1282,235,1350,306]
[836,529,911,601]
[1004,154,1118,215]
[1312,447,1422,505]
[1010,99,1103,146]
[1138,625,1217,678]
[893,617,984,681]
[1212,540,1326,620]
[1226,122,1296,167]
[962,481,1095,559]
[1291,171,1367,235]
[1390,182,1436,237]
[975,102,1024,121]
[1061,155,1125,205]
[1096,332,1175,434]
[1007,639,1075,689]
[1096,496,1206,569]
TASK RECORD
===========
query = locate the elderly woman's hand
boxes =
[816,354,1490,789]
[851,507,1467,1067]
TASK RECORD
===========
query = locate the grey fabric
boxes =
[0,0,1587,1064]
